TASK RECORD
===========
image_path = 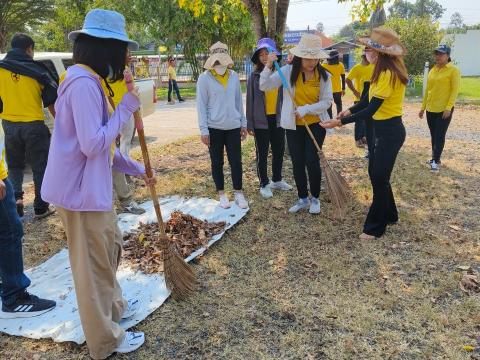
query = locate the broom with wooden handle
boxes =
[267,50,350,218]
[124,69,196,299]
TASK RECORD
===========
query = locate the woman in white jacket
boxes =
[260,34,333,214]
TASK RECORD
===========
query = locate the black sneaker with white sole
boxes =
[0,290,56,319]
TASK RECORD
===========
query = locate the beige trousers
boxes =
[57,207,127,359]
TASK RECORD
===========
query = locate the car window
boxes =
[38,60,59,83]
[62,58,74,69]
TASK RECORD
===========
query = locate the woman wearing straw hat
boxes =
[321,27,408,239]
[260,33,333,214]
[322,50,346,120]
[41,9,155,358]
[418,44,460,172]
[246,38,292,199]
[197,41,249,209]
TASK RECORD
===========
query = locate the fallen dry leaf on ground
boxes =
[123,211,225,274]
[459,269,480,294]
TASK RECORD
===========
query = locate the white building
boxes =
[442,30,480,76]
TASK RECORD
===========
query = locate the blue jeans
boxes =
[0,178,30,305]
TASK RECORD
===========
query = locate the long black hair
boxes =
[290,55,328,87]
[73,34,128,97]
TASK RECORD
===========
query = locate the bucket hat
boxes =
[251,38,280,63]
[328,49,340,60]
[68,9,139,50]
[203,42,234,70]
[289,33,329,60]
[358,26,406,57]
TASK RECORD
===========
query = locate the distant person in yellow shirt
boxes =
[418,45,460,172]
[346,51,374,150]
[0,33,57,219]
[167,57,184,105]
[322,50,345,119]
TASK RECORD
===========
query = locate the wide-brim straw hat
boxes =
[204,42,234,70]
[358,26,406,57]
[68,9,139,50]
[290,33,329,60]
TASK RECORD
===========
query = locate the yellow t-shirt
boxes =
[0,126,7,180]
[264,88,278,115]
[322,62,345,93]
[369,69,406,121]
[168,66,177,81]
[0,68,45,122]
[347,63,374,101]
[294,70,320,126]
[101,79,128,108]
[422,63,460,113]
[210,69,230,89]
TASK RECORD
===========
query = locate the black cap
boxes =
[434,44,451,55]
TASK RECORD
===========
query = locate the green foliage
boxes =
[386,16,441,75]
[389,0,445,21]
[0,0,54,52]
[337,0,391,23]
[337,21,370,40]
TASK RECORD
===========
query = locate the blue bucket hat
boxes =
[434,44,451,55]
[68,9,139,50]
[251,38,280,63]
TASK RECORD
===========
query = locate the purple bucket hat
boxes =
[251,38,280,63]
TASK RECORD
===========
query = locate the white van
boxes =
[0,52,156,130]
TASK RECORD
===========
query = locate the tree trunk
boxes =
[275,0,290,48]
[242,0,266,39]
[267,0,276,38]
[0,25,7,53]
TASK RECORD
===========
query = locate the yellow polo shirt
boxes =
[168,66,177,81]
[0,126,7,180]
[322,62,345,93]
[347,63,374,101]
[102,79,128,108]
[369,69,406,120]
[264,88,278,115]
[0,68,45,122]
[294,70,320,126]
[421,63,460,113]
[211,69,230,89]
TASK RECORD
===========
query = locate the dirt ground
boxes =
[1,102,479,359]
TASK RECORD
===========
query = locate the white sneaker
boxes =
[260,185,273,199]
[269,180,293,191]
[288,198,310,213]
[234,192,249,209]
[309,197,321,214]
[122,298,140,320]
[430,161,440,172]
[219,194,231,209]
[114,331,145,354]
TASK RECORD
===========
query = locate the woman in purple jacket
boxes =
[41,9,153,359]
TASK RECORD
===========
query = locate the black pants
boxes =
[286,123,326,199]
[426,109,453,163]
[353,101,366,141]
[1,120,50,212]
[364,117,406,237]
[254,116,285,188]
[168,79,182,101]
[208,128,242,191]
[365,117,375,155]
[327,92,343,119]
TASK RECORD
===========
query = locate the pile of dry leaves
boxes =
[123,211,226,273]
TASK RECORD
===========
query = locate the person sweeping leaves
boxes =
[196,41,248,209]
[246,38,292,199]
[321,27,407,240]
[41,9,155,358]
[260,33,333,214]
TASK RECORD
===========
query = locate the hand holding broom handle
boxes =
[124,69,196,299]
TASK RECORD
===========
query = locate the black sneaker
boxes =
[0,291,56,319]
[16,200,24,218]
[34,205,56,219]
[179,98,185,102]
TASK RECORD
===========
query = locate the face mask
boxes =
[365,51,378,64]
[214,65,227,75]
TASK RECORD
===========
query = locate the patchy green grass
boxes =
[157,83,247,100]
[1,104,479,359]
[406,76,480,102]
